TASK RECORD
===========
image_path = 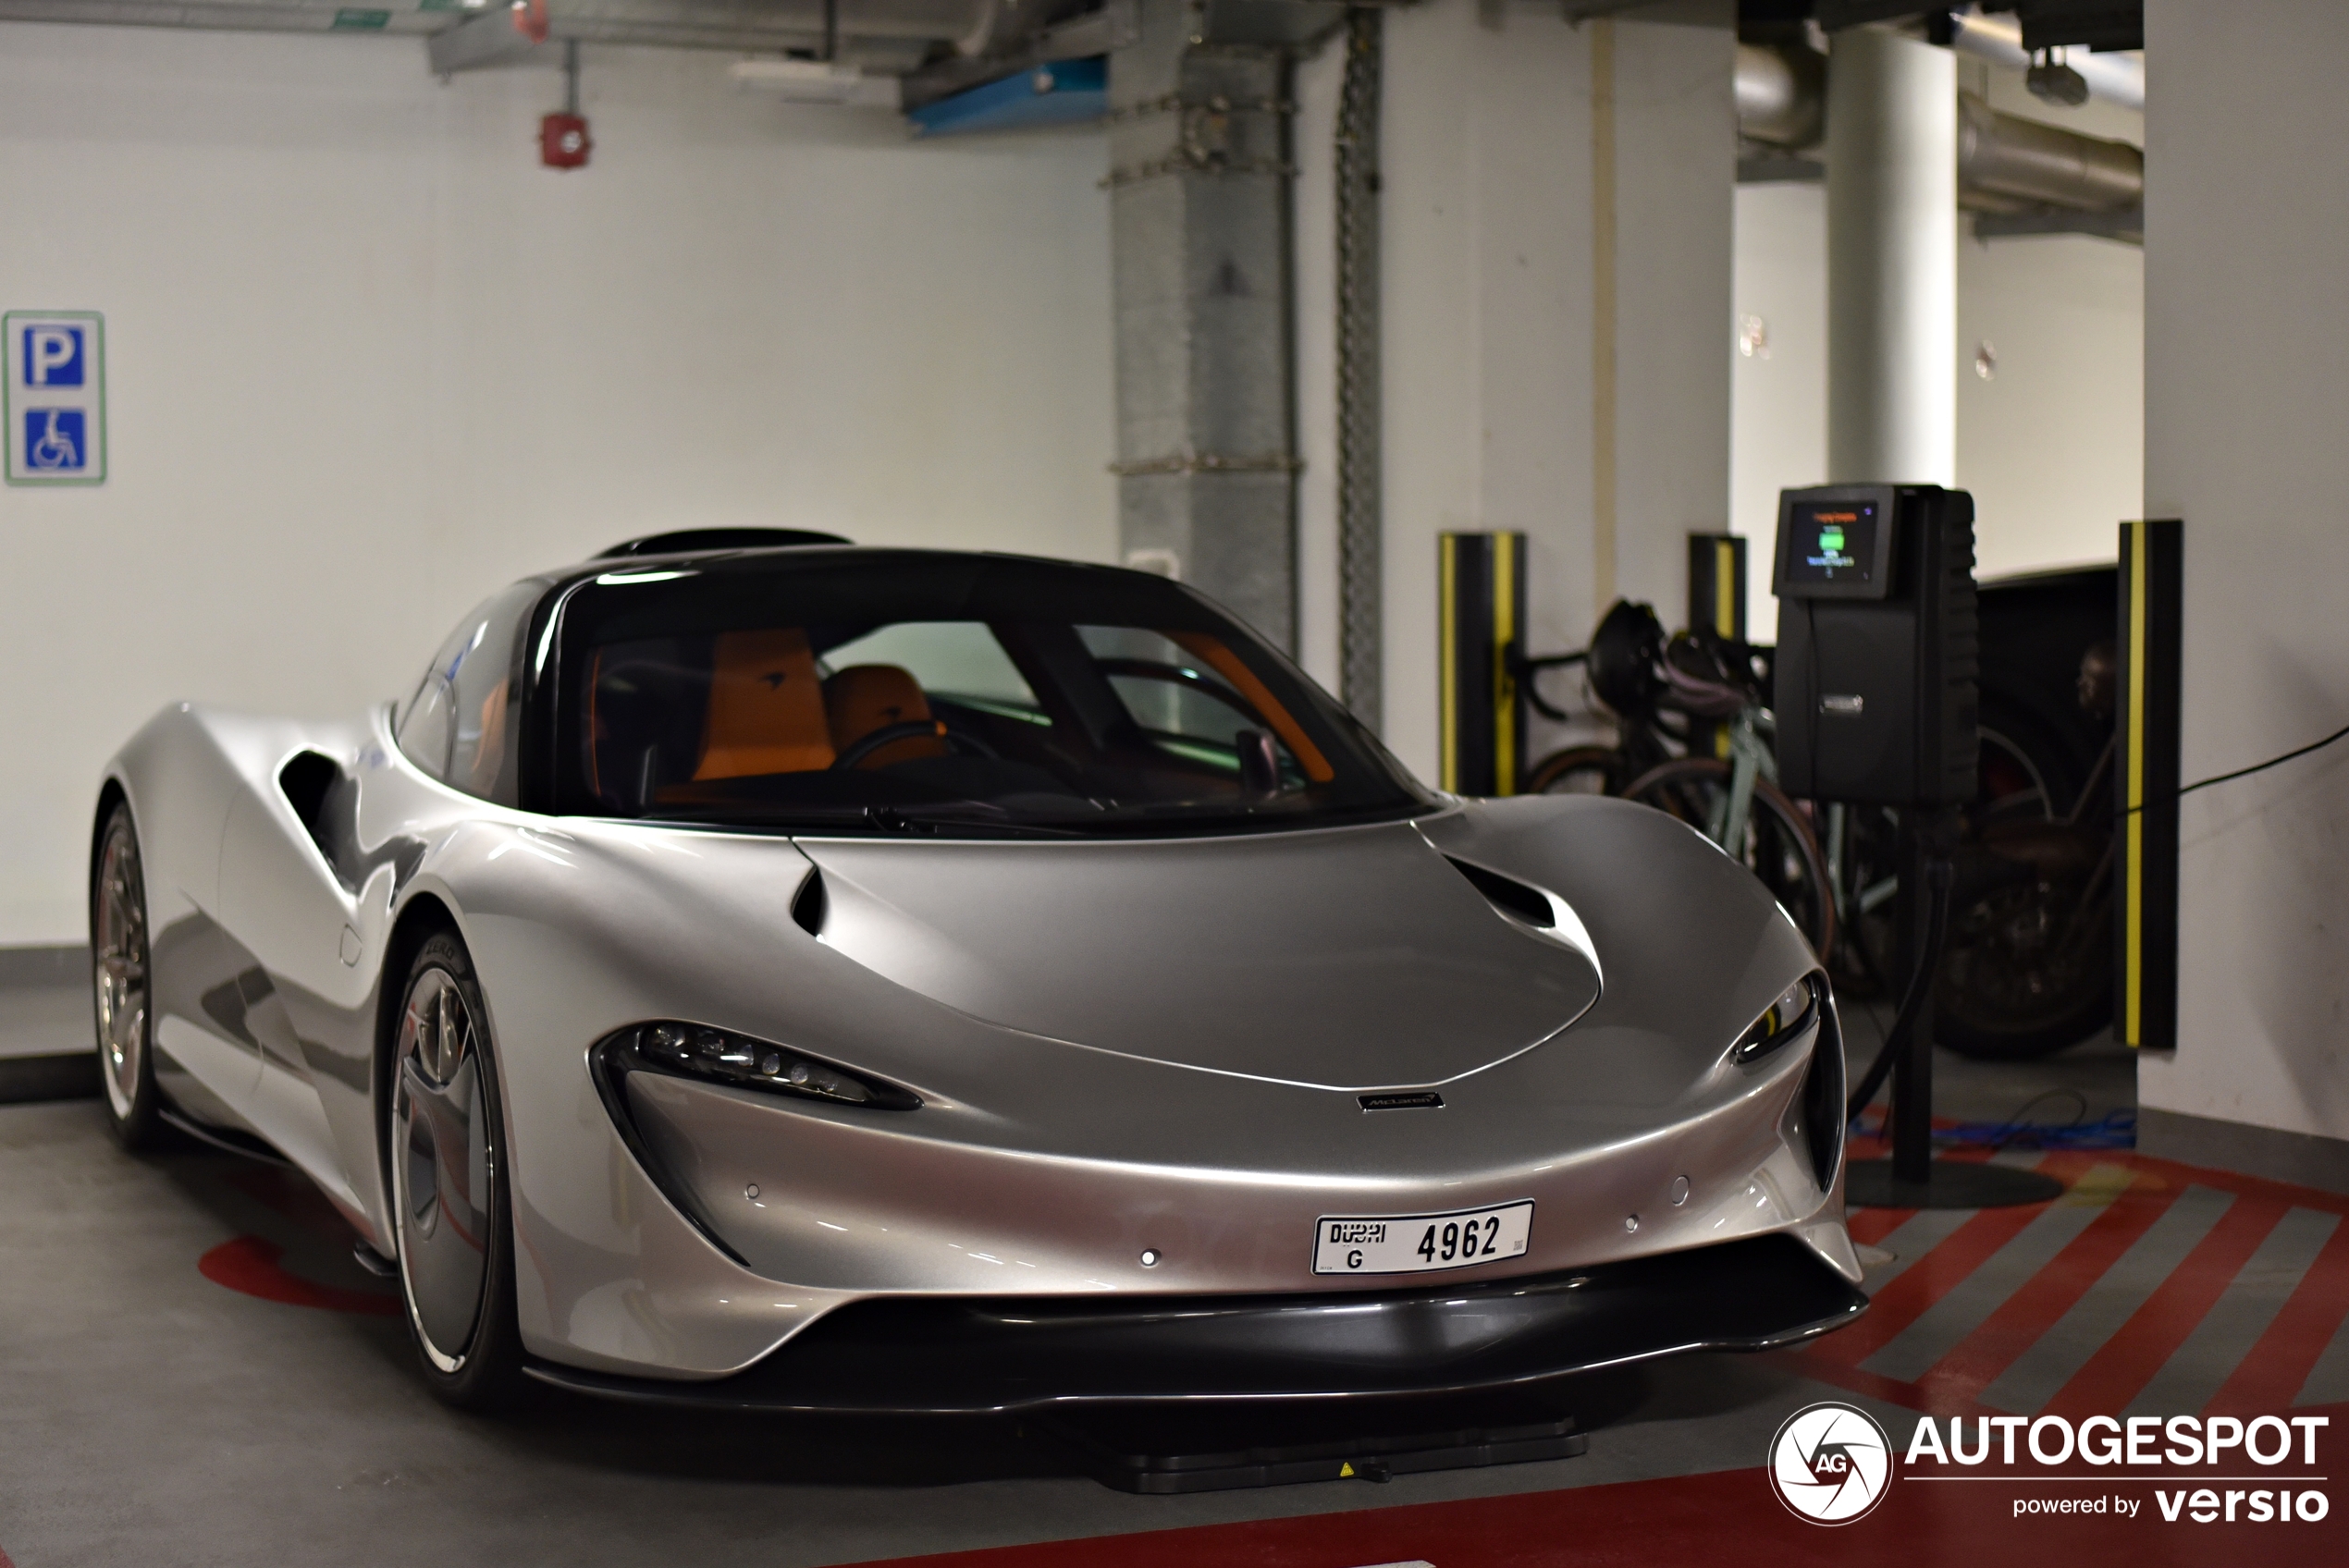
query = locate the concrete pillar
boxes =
[1826,27,1956,485]
[1109,0,1302,650]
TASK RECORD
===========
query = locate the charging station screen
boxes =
[1784,502,1877,586]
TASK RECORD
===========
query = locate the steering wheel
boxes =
[830,719,1001,771]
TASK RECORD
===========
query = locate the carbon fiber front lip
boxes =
[521,1232,1867,1414]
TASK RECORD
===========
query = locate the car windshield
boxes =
[551,550,1433,836]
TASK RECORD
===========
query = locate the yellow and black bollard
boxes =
[1437,532,1528,796]
[1686,533,1747,758]
[2117,518,2182,1050]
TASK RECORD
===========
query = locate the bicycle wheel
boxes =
[1524,744,1624,797]
[1622,757,1837,959]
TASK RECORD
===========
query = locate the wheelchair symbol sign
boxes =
[6,312,105,484]
[24,410,86,472]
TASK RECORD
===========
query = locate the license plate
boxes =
[1311,1202,1533,1276]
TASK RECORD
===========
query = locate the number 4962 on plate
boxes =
[1311,1201,1533,1276]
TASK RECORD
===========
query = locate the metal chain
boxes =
[1335,6,1384,729]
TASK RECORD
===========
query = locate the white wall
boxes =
[1728,56,2143,635]
[0,23,1114,945]
[1357,2,1731,778]
[1728,178,1827,641]
[2142,0,2349,1145]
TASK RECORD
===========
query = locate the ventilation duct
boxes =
[1735,43,1825,151]
[1957,90,2142,213]
[1734,49,2143,222]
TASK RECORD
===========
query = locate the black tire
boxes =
[91,802,166,1149]
[1526,744,1625,797]
[1623,757,1838,960]
[387,930,526,1409]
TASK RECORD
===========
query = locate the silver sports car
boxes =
[91,531,1863,1415]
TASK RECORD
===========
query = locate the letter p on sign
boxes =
[25,326,82,386]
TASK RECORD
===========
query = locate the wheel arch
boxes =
[88,776,129,916]
[371,891,463,1243]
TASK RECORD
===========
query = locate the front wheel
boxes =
[1622,758,1838,960]
[388,930,525,1409]
[92,802,166,1149]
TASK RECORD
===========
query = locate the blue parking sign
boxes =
[23,409,86,472]
[6,312,105,484]
[22,325,84,387]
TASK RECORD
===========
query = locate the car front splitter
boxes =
[522,1231,1867,1415]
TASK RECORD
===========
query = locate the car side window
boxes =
[396,582,542,804]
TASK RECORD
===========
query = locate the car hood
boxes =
[793,819,1602,1091]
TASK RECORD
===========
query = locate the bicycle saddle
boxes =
[1659,632,1751,720]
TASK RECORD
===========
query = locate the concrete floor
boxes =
[2,978,2343,1566]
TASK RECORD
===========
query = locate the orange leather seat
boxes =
[693,629,836,779]
[824,665,949,768]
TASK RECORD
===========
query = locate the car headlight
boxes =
[596,1022,920,1110]
[1731,974,1822,1064]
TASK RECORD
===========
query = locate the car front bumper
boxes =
[521,1231,1865,1414]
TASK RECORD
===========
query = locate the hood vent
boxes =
[1445,857,1554,929]
[791,868,827,937]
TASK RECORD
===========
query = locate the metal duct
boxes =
[1735,43,1824,151]
[1958,91,2141,211]
[0,0,1008,55]
[1735,54,2143,218]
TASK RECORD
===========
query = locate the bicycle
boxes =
[1519,600,1838,959]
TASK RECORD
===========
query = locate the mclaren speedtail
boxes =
[92,530,1863,1414]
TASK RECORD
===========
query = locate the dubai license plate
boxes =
[1311,1201,1533,1276]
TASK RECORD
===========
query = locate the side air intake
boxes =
[1445,856,1554,928]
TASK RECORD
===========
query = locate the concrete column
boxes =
[1826,27,1956,485]
[1109,0,1304,650]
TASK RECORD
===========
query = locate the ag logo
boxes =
[1766,1401,1893,1525]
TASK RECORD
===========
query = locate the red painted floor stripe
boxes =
[2040,1197,2289,1423]
[1845,1206,1912,1247]
[840,1464,2341,1567]
[1910,1167,2175,1408]
[2203,1208,2349,1417]
[1803,1200,2052,1367]
[197,1235,400,1317]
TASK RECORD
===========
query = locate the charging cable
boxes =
[1845,855,1954,1121]
[2127,717,2349,814]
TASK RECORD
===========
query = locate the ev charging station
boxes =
[1773,484,2064,1209]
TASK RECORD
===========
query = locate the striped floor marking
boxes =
[1861,1163,2132,1384]
[1977,1184,2235,1415]
[2122,1205,2342,1418]
[2043,1196,2289,1421]
[1908,1167,2172,1410]
[1852,1206,1977,1291]
[2207,1210,2349,1415]
[1800,1132,2349,1429]
[2301,1305,2349,1406]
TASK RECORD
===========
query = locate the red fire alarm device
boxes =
[541,113,590,170]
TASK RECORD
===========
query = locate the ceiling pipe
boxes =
[1958,91,2141,212]
[1736,44,2141,217]
[1735,43,1824,150]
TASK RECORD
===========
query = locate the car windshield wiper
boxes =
[859,805,1087,839]
[632,802,1085,838]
